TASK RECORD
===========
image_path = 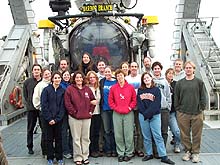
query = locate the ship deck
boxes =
[1,117,220,165]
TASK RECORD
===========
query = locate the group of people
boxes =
[23,52,206,165]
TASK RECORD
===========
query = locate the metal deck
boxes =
[1,117,220,165]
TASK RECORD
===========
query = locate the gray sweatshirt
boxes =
[153,76,171,110]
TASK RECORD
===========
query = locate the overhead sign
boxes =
[80,4,113,12]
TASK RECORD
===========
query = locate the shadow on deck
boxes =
[1,117,220,165]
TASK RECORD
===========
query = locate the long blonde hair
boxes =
[86,71,99,89]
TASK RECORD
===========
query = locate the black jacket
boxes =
[41,84,65,123]
[23,77,41,111]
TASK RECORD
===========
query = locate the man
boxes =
[58,59,69,73]
[174,61,206,163]
[126,62,144,157]
[151,61,171,158]
[142,56,152,73]
[23,64,42,154]
[173,58,185,81]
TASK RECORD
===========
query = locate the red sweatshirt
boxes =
[108,81,137,114]
[64,84,95,119]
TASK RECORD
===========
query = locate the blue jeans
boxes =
[62,113,73,155]
[101,110,116,153]
[169,112,181,147]
[139,113,167,157]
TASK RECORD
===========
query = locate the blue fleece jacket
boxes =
[41,84,65,123]
[137,86,161,120]
[60,80,70,90]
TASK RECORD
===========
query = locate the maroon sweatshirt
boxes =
[64,84,95,119]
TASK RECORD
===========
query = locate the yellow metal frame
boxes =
[143,16,159,25]
[38,20,55,29]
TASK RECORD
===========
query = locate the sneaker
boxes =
[58,160,64,165]
[47,159,54,165]
[63,153,72,159]
[182,151,191,161]
[174,146,181,153]
[191,154,200,163]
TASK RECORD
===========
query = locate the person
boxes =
[96,60,106,80]
[60,70,73,159]
[152,62,171,146]
[137,72,175,165]
[173,58,185,81]
[165,68,181,153]
[109,69,136,162]
[174,61,206,163]
[86,71,101,158]
[58,59,69,73]
[78,52,98,75]
[95,60,106,154]
[120,62,129,76]
[41,71,65,165]
[125,62,144,157]
[0,133,8,165]
[170,59,185,145]
[64,71,96,165]
[99,66,117,157]
[23,64,42,154]
[32,68,51,157]
[142,56,152,73]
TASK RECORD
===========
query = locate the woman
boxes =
[137,72,175,164]
[165,68,181,153]
[86,71,101,158]
[120,61,129,76]
[99,66,117,157]
[78,52,98,75]
[64,71,96,165]
[108,69,136,162]
[41,71,65,165]
[60,70,73,159]
[32,68,51,157]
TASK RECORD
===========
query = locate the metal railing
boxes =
[187,18,220,88]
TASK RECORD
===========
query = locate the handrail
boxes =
[209,47,220,61]
[191,29,218,88]
[0,65,11,89]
